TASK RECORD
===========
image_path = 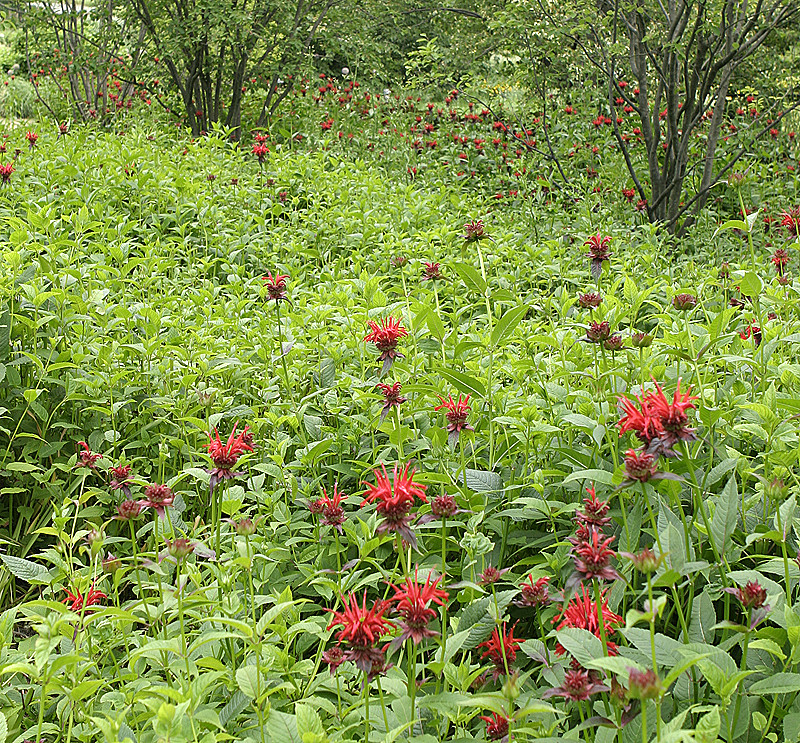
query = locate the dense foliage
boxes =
[1,51,800,743]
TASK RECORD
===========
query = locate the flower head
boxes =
[430,493,458,518]
[252,143,269,163]
[376,382,407,422]
[555,585,622,655]
[631,331,653,348]
[327,590,393,673]
[64,583,106,612]
[389,569,448,645]
[480,713,510,741]
[421,262,443,281]
[781,207,800,238]
[434,394,473,447]
[672,293,697,311]
[584,234,611,277]
[543,666,609,701]
[585,321,611,343]
[627,668,663,700]
[478,622,521,679]
[166,538,195,561]
[620,547,664,574]
[578,292,603,309]
[571,527,620,583]
[576,485,611,527]
[479,565,511,586]
[138,483,174,518]
[364,316,408,375]
[463,219,487,242]
[25,131,38,149]
[109,464,132,497]
[0,163,14,184]
[390,255,408,268]
[205,422,254,493]
[516,575,551,608]
[115,499,144,520]
[76,441,102,470]
[772,248,790,276]
[317,484,347,532]
[322,646,344,674]
[362,463,427,547]
[262,272,289,302]
[623,448,658,482]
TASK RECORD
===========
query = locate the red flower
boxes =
[780,207,800,238]
[728,580,767,609]
[584,234,611,278]
[572,527,620,583]
[434,394,473,447]
[318,484,347,531]
[64,583,107,612]
[516,575,551,608]
[205,422,254,493]
[672,293,697,311]
[262,272,289,302]
[327,590,393,673]
[362,463,428,547]
[390,569,448,645]
[364,316,409,375]
[740,321,762,347]
[115,499,144,520]
[376,381,407,422]
[543,666,609,701]
[772,248,789,275]
[480,713,510,740]
[623,448,658,482]
[555,585,622,655]
[430,493,458,518]
[421,261,443,281]
[575,485,611,527]
[25,131,38,149]
[109,464,133,497]
[478,622,521,679]
[585,321,611,343]
[463,219,487,242]
[138,483,174,518]
[578,292,603,309]
[76,441,102,469]
[322,646,344,674]
[0,163,13,184]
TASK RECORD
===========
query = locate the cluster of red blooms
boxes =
[0,163,13,184]
[263,271,289,302]
[362,463,427,547]
[617,379,699,484]
[584,234,611,279]
[326,572,448,676]
[434,394,473,447]
[63,582,107,612]
[780,207,800,239]
[309,484,347,532]
[205,422,254,493]
[364,316,408,375]
[566,486,620,589]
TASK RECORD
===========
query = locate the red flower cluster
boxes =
[480,713,510,740]
[364,316,408,375]
[555,584,623,655]
[64,583,107,612]
[389,569,448,645]
[584,234,611,278]
[205,422,254,493]
[376,381,407,422]
[252,143,268,163]
[543,665,609,702]
[516,575,551,608]
[138,483,174,518]
[566,486,620,589]
[780,207,800,238]
[311,484,347,532]
[263,272,289,302]
[434,394,473,447]
[76,441,102,469]
[362,463,427,547]
[0,163,13,184]
[477,622,522,679]
[327,590,393,674]
[617,379,698,458]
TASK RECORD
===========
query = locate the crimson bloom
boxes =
[138,483,174,518]
[571,527,620,584]
[555,585,623,656]
[421,262,443,281]
[327,590,393,673]
[516,575,551,608]
[317,484,347,532]
[543,666,609,701]
[205,422,254,494]
[376,381,407,422]
[389,569,448,646]
[362,463,428,547]
[115,499,144,520]
[480,713,510,741]
[364,316,409,375]
[76,441,102,470]
[772,248,790,276]
[0,163,13,184]
[463,219,487,242]
[584,234,612,278]
[263,272,289,302]
[585,320,611,343]
[64,583,107,612]
[252,143,269,163]
[109,464,132,497]
[435,394,473,447]
[781,207,800,238]
[25,131,38,150]
[478,622,522,679]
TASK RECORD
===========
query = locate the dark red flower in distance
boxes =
[390,255,408,269]
[322,646,344,674]
[555,585,622,655]
[64,583,107,612]
[25,131,38,149]
[0,163,14,184]
[364,316,409,375]
[543,666,609,701]
[318,484,347,532]
[732,580,768,609]
[585,320,611,343]
[516,575,551,608]
[576,485,611,527]
[572,527,620,583]
[390,568,448,645]
[327,590,393,673]
[76,441,102,469]
[480,713,510,741]
[109,464,133,497]
[115,499,144,520]
[421,261,443,281]
[623,448,658,482]
[478,622,522,679]
[578,292,602,309]
[603,334,624,352]
[479,565,511,586]
[435,393,474,447]
[362,463,428,547]
[263,272,289,302]
[772,248,790,275]
[376,382,407,422]
[645,379,698,456]
[741,321,762,347]
[672,293,697,311]
[139,483,174,518]
[463,219,487,242]
[205,422,254,493]
[584,234,611,278]
[430,493,458,518]
[780,207,800,238]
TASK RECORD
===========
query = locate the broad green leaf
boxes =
[490,304,529,346]
[453,262,486,294]
[750,672,800,694]
[435,366,486,398]
[0,555,50,584]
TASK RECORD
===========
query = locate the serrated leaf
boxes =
[435,367,486,398]
[295,703,323,737]
[219,690,249,728]
[235,666,261,699]
[0,554,50,584]
[750,672,800,694]
[711,476,738,558]
[269,711,301,743]
[460,469,502,495]
[453,262,486,294]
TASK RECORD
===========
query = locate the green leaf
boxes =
[713,219,748,235]
[270,711,301,743]
[0,554,50,584]
[453,262,487,294]
[739,271,763,297]
[694,707,720,743]
[0,711,7,743]
[711,476,738,558]
[235,666,261,699]
[750,672,800,694]
[490,304,529,346]
[295,703,324,737]
[460,469,502,495]
[219,690,249,728]
[555,628,604,666]
[562,469,615,486]
[688,590,716,644]
[435,366,486,398]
